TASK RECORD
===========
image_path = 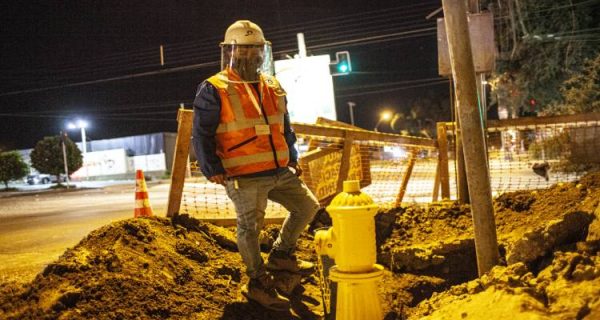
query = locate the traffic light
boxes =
[529,98,536,107]
[330,51,352,76]
[521,97,538,116]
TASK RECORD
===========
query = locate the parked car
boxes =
[26,174,67,185]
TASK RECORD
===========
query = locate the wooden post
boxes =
[167,108,194,218]
[436,122,450,199]
[395,148,418,206]
[336,131,355,193]
[442,0,499,275]
[432,162,440,202]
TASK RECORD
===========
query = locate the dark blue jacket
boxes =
[192,81,298,178]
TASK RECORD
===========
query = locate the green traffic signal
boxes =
[330,51,352,76]
[338,62,349,73]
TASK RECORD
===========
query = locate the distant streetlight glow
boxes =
[374,110,393,132]
[381,111,392,121]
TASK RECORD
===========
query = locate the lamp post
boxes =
[67,119,89,179]
[347,101,356,126]
[374,111,392,132]
[67,120,88,154]
[60,131,70,189]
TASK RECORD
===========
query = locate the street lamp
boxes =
[374,111,392,132]
[67,119,89,180]
[347,101,356,126]
[67,119,88,154]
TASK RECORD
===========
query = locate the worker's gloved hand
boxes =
[209,174,226,186]
[288,162,303,177]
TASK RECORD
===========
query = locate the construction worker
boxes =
[192,20,319,311]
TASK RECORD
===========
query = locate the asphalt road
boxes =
[0,181,170,284]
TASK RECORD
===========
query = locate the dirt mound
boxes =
[0,216,323,320]
[410,248,600,319]
[2,171,600,319]
[379,201,473,250]
[495,191,536,212]
[376,171,600,317]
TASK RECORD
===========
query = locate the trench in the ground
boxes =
[529,216,592,276]
[379,217,594,308]
[380,238,495,306]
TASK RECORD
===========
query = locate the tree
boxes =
[556,53,600,114]
[30,135,83,185]
[486,0,599,115]
[0,151,29,189]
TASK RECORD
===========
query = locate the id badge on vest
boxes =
[255,124,271,135]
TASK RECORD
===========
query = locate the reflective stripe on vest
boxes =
[215,115,283,134]
[221,150,290,169]
[207,70,289,176]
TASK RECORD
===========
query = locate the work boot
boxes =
[242,273,290,312]
[266,250,315,275]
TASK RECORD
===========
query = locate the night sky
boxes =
[0,0,449,150]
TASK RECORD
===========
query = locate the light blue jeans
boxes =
[225,169,320,279]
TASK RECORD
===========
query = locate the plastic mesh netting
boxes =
[179,118,600,219]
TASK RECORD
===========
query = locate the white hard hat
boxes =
[221,20,269,46]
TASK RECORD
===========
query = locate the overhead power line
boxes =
[1,2,439,87]
[0,61,219,97]
[2,2,438,78]
[17,100,192,115]
[0,25,435,97]
[0,113,175,122]
[1,74,447,116]
[336,80,449,98]
[337,77,445,92]
[494,0,599,20]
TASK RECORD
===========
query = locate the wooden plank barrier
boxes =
[167,108,194,218]
[395,148,419,206]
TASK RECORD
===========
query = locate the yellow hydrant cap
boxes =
[343,180,360,193]
[329,180,376,209]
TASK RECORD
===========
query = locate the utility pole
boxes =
[455,0,485,205]
[60,131,70,189]
[347,101,356,126]
[454,87,470,204]
[441,0,499,275]
[455,1,473,205]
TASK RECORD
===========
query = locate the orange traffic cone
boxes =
[134,169,154,217]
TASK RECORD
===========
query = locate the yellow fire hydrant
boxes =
[315,180,384,320]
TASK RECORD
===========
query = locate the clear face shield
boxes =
[220,43,273,83]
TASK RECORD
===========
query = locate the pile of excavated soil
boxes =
[410,248,600,319]
[0,215,324,320]
[1,171,599,319]
[377,171,600,318]
[380,171,600,258]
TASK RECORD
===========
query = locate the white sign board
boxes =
[72,148,128,178]
[274,55,337,124]
[130,153,167,172]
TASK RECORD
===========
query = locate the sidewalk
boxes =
[0,180,136,199]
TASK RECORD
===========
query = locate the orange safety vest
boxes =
[206,69,290,177]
